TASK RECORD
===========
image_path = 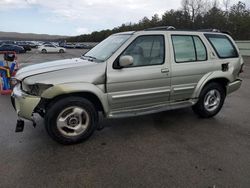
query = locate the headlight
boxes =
[22,83,53,96]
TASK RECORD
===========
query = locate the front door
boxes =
[107,34,171,116]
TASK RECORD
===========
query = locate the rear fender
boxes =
[192,71,232,98]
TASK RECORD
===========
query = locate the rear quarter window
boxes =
[204,34,238,58]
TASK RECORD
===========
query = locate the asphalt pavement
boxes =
[0,51,249,188]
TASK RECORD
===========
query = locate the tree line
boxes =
[67,1,250,42]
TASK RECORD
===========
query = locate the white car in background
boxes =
[38,44,66,53]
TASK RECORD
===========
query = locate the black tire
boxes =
[59,49,64,53]
[192,82,226,118]
[41,49,47,53]
[45,97,98,145]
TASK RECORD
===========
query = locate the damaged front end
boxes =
[11,57,106,132]
[11,81,53,132]
[11,83,41,132]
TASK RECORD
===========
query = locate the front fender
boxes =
[41,82,109,113]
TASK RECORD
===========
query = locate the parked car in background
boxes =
[75,43,89,49]
[38,44,66,53]
[26,41,38,48]
[15,42,32,52]
[1,40,15,45]
[0,44,25,53]
[64,43,76,49]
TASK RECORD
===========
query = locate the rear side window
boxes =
[204,34,238,58]
[171,35,207,63]
[193,36,207,61]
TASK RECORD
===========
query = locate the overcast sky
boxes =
[0,0,249,36]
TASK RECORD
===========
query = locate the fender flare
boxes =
[41,82,109,113]
[192,71,231,98]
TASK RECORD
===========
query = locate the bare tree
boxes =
[181,0,207,22]
[212,0,220,8]
[223,0,231,11]
[182,0,190,14]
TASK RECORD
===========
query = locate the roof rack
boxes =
[144,26,176,31]
[198,28,232,35]
[198,28,221,32]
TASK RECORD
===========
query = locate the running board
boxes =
[108,100,197,119]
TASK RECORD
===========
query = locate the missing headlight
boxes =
[24,83,53,96]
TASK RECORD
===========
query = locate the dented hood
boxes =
[16,58,107,85]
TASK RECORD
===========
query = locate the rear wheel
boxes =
[41,49,47,53]
[192,82,226,118]
[45,97,98,144]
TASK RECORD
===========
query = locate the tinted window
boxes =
[193,36,206,61]
[172,35,207,63]
[121,35,165,67]
[205,34,238,58]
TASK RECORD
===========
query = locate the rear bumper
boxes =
[227,79,242,95]
[11,84,41,120]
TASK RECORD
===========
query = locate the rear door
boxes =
[169,33,215,101]
[51,45,58,52]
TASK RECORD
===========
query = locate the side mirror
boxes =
[119,55,133,68]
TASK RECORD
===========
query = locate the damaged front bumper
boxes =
[11,84,41,130]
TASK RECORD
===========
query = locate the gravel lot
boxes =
[0,50,249,188]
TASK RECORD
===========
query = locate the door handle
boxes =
[161,68,169,73]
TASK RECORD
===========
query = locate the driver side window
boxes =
[121,35,165,67]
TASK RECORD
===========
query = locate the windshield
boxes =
[82,34,131,62]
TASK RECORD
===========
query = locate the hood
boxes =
[16,58,102,80]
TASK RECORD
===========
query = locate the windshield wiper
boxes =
[81,55,97,61]
[81,55,103,62]
[82,55,96,60]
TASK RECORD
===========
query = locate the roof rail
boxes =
[220,30,232,35]
[144,26,176,31]
[198,28,232,35]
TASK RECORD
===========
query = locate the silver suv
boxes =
[11,26,244,144]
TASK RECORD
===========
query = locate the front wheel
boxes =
[59,49,64,53]
[45,97,98,144]
[192,82,226,118]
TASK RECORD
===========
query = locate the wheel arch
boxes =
[193,76,230,98]
[43,92,105,113]
[40,83,108,114]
